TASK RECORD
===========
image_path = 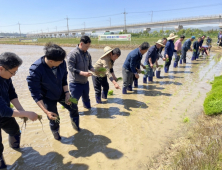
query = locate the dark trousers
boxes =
[69,82,90,103]
[165,55,172,69]
[122,67,134,88]
[0,117,20,155]
[181,48,188,60]
[92,76,109,97]
[43,93,79,131]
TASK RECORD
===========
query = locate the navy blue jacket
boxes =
[164,40,176,57]
[199,39,204,47]
[0,76,17,117]
[144,45,158,65]
[123,48,142,73]
[27,57,68,102]
[182,39,192,51]
[193,41,200,50]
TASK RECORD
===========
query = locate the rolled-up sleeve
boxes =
[0,96,13,117]
[27,67,43,103]
[67,53,80,75]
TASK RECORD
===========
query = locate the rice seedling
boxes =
[10,103,14,108]
[116,77,122,81]
[95,67,106,77]
[166,58,169,62]
[193,49,196,52]
[61,105,65,109]
[183,117,190,123]
[108,90,113,96]
[141,71,145,74]
[68,97,78,104]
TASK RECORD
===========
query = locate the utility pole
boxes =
[123,9,127,33]
[107,18,111,27]
[65,17,69,38]
[18,22,21,37]
[151,11,153,22]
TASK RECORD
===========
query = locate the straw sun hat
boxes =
[156,39,165,47]
[167,33,178,40]
[100,46,113,58]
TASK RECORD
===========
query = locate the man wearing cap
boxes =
[143,40,165,83]
[192,37,202,61]
[173,35,185,67]
[180,36,195,63]
[122,42,149,94]
[163,33,178,73]
[92,47,121,103]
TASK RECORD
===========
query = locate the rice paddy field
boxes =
[0,44,222,170]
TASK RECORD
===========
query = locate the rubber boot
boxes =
[183,58,186,63]
[156,71,161,78]
[96,96,102,104]
[127,85,133,91]
[70,116,80,132]
[0,155,6,169]
[180,59,182,64]
[101,91,108,99]
[51,128,61,140]
[153,72,155,77]
[83,101,91,109]
[191,55,195,61]
[143,77,147,83]
[148,77,153,82]
[173,61,177,68]
[164,67,168,73]
[133,79,138,88]
[9,133,21,148]
[122,87,127,94]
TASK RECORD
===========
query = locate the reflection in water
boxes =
[0,45,221,169]
[9,147,89,170]
[62,129,123,159]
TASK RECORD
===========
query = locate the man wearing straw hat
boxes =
[143,39,165,83]
[180,36,195,63]
[92,46,121,103]
[122,42,149,94]
[163,33,178,73]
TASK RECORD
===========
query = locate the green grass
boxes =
[10,103,14,108]
[204,75,222,115]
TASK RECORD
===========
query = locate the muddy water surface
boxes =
[0,44,222,170]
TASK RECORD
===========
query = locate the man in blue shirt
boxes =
[163,33,178,73]
[197,35,205,57]
[0,52,38,168]
[122,42,149,94]
[181,36,195,63]
[27,43,80,141]
[143,39,165,83]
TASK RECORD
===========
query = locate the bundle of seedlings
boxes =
[95,67,106,77]
[108,90,113,96]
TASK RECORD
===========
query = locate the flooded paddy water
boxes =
[0,44,222,170]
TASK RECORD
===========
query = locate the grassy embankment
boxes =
[148,57,222,169]
[0,37,219,49]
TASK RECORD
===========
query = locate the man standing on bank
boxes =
[122,42,149,94]
[27,43,80,141]
[0,52,38,168]
[163,33,178,73]
[67,36,95,109]
[92,46,121,103]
